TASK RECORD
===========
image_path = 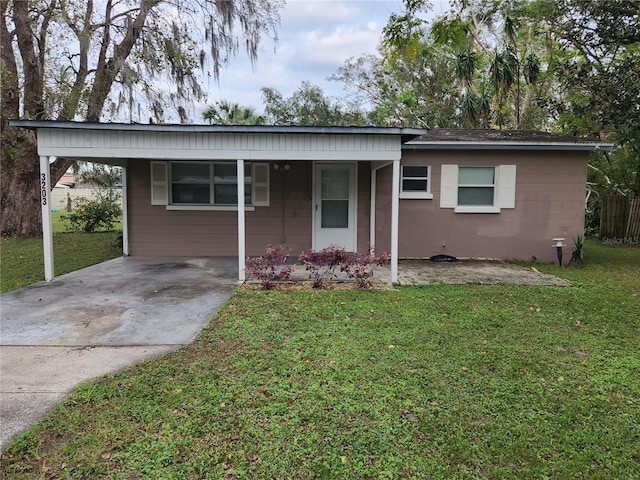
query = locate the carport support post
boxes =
[40,155,54,281]
[237,159,246,282]
[391,159,400,283]
[121,166,129,256]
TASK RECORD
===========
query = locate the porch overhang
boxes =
[11,120,425,284]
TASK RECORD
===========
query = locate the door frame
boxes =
[312,162,358,251]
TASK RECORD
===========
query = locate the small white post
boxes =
[237,159,246,282]
[369,168,377,253]
[40,156,54,281]
[391,159,400,283]
[121,166,129,256]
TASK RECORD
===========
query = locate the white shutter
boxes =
[150,161,168,205]
[440,164,458,208]
[497,165,516,209]
[252,162,270,206]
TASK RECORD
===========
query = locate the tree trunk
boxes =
[1,131,42,237]
[1,127,72,237]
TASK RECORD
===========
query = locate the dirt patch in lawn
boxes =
[398,260,571,286]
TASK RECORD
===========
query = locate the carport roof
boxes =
[9,120,427,144]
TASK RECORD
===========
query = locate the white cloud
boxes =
[199,0,450,118]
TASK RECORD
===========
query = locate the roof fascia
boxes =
[8,119,425,140]
[403,141,613,152]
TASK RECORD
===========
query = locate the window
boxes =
[457,167,495,206]
[171,162,252,205]
[400,165,433,199]
[150,161,270,209]
[440,164,516,213]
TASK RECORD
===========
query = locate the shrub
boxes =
[341,248,390,289]
[299,245,389,289]
[245,245,294,290]
[299,245,349,288]
[61,190,122,233]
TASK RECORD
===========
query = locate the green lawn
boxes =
[0,211,122,292]
[1,242,639,479]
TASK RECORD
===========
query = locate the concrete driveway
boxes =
[0,257,238,449]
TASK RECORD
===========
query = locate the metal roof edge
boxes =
[8,119,426,138]
[402,141,614,152]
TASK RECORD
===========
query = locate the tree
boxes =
[333,0,460,128]
[203,100,265,125]
[1,0,281,237]
[79,164,122,188]
[542,0,640,196]
[261,81,372,126]
[430,0,553,130]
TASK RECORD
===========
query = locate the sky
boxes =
[195,0,452,118]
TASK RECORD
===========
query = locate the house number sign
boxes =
[41,173,48,206]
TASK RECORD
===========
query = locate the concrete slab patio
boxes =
[0,256,238,449]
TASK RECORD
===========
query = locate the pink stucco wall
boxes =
[375,150,588,263]
[128,160,314,257]
[127,150,589,263]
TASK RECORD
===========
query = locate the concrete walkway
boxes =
[0,257,238,449]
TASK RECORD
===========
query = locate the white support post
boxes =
[40,156,54,281]
[237,159,246,282]
[390,159,400,283]
[121,166,129,256]
[369,168,377,253]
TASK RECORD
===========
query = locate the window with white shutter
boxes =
[440,164,516,213]
[150,161,270,209]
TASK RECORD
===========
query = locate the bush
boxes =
[299,245,389,289]
[61,190,122,233]
[340,248,390,289]
[245,245,294,290]
[299,245,349,288]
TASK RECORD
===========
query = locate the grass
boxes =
[1,241,639,478]
[0,210,122,293]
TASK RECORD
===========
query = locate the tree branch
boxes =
[12,0,45,119]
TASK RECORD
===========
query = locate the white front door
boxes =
[314,163,357,251]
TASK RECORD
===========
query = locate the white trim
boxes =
[313,162,357,251]
[370,169,377,251]
[400,164,432,199]
[40,156,54,282]
[497,165,517,208]
[404,141,612,151]
[369,161,393,255]
[34,129,405,162]
[399,192,433,200]
[440,164,516,213]
[150,161,168,205]
[454,206,501,214]
[391,159,400,283]
[122,166,129,255]
[440,165,458,208]
[252,163,270,206]
[165,205,256,211]
[237,159,246,282]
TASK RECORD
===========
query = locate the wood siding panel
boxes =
[38,129,401,162]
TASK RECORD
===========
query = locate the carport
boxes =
[10,120,426,285]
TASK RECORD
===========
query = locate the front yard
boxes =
[0,210,122,293]
[1,242,639,479]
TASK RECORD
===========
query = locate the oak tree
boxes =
[1,0,281,236]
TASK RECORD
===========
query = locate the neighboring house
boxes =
[52,171,121,210]
[9,120,612,282]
